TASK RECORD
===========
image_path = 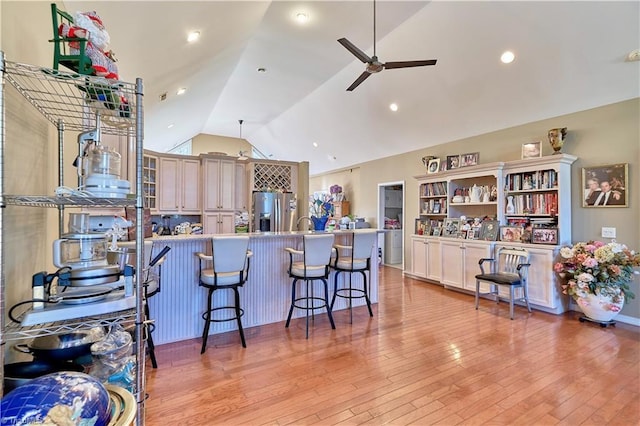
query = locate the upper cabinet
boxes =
[234,162,248,211]
[158,156,201,213]
[203,157,235,211]
[143,153,158,213]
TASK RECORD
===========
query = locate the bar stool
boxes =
[196,236,252,353]
[331,231,377,323]
[116,241,170,368]
[285,234,336,338]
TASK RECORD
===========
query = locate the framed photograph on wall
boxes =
[479,220,499,241]
[446,155,461,170]
[521,142,542,159]
[582,163,628,207]
[427,158,440,174]
[532,228,559,245]
[442,218,460,237]
[500,226,523,242]
[460,152,480,167]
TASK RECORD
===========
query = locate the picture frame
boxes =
[415,218,424,235]
[532,227,559,245]
[432,227,442,237]
[427,158,440,174]
[466,227,479,240]
[432,201,441,214]
[582,163,628,207]
[500,226,523,242]
[479,220,499,241]
[442,218,460,237]
[457,230,467,239]
[446,155,461,170]
[460,152,480,167]
[521,142,542,159]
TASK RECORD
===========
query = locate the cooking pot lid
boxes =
[61,232,106,239]
[69,265,121,279]
[56,286,113,305]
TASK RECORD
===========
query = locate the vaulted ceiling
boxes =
[60,1,640,174]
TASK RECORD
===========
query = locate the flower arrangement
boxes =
[554,240,640,304]
[330,184,342,194]
[309,193,333,218]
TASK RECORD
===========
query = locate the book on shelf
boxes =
[422,182,447,197]
[507,193,558,215]
[506,170,558,191]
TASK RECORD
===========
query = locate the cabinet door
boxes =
[426,239,441,281]
[523,247,558,309]
[143,155,158,212]
[234,163,247,211]
[158,157,179,212]
[411,238,427,278]
[203,213,219,234]
[181,159,201,212]
[440,240,464,288]
[220,212,236,234]
[462,242,492,292]
[219,160,236,210]
[203,159,220,211]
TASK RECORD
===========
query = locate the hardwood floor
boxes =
[145,266,640,425]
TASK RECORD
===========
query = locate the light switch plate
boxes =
[602,227,616,238]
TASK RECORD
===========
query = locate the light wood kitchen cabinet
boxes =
[234,162,247,211]
[411,236,428,278]
[203,157,235,211]
[204,212,235,234]
[143,153,158,212]
[158,156,201,213]
[426,238,441,281]
[440,239,492,290]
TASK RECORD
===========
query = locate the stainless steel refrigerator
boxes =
[252,192,297,232]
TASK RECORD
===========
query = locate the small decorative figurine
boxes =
[548,127,567,154]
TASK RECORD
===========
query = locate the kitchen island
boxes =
[147,231,380,344]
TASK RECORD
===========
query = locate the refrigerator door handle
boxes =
[275,198,281,232]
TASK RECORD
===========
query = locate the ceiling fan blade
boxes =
[384,59,438,69]
[346,71,372,91]
[338,38,372,64]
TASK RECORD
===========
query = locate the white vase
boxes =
[506,196,515,214]
[575,292,624,322]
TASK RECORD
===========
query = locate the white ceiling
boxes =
[65,0,639,175]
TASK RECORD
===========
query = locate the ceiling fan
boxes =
[338,0,437,91]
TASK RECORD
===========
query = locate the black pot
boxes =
[14,330,103,362]
[3,360,84,392]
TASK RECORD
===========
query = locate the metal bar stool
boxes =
[331,231,377,323]
[285,234,336,338]
[196,236,252,353]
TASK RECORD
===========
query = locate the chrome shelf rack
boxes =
[1,52,146,425]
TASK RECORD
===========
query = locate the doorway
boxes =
[377,181,405,270]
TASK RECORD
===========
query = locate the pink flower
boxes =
[582,258,598,268]
[553,262,565,273]
[593,241,606,248]
[610,265,621,275]
[584,244,596,252]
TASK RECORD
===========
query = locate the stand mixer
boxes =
[74,113,131,198]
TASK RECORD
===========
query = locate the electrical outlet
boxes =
[602,227,616,238]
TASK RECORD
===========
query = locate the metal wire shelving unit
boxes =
[1,52,147,424]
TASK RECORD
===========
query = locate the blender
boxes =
[75,114,131,198]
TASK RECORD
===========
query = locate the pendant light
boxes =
[237,119,248,160]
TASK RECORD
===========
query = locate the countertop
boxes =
[150,229,382,242]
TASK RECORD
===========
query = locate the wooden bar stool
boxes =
[196,236,252,353]
[285,234,336,338]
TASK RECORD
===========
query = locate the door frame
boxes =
[377,181,405,270]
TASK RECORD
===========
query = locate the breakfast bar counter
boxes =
[147,231,380,344]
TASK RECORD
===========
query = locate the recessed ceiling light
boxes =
[389,103,399,112]
[187,31,200,43]
[312,142,318,148]
[168,123,174,129]
[501,51,515,64]
[295,12,309,24]
[177,88,186,95]
[257,67,267,73]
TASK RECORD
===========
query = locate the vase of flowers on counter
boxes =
[330,184,345,202]
[554,240,640,322]
[310,193,333,231]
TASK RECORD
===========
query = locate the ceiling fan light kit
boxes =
[338,0,437,91]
